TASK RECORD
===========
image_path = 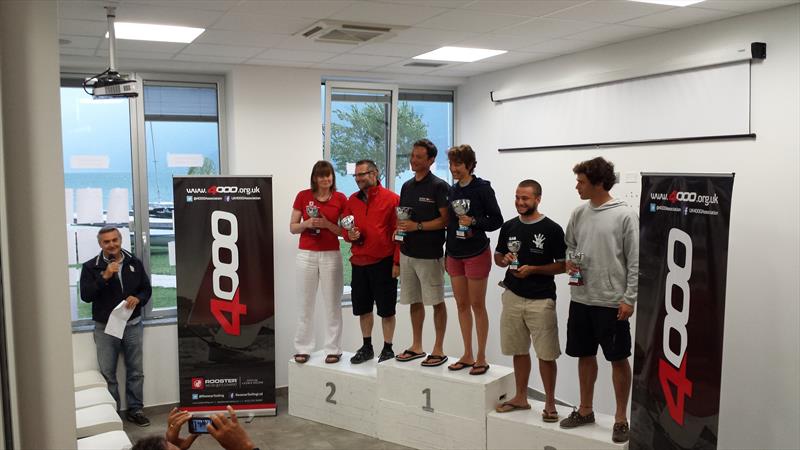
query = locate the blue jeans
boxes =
[93,320,144,411]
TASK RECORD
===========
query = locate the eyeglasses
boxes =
[352,171,375,178]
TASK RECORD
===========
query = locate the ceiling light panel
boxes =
[107,22,205,43]
[414,46,507,62]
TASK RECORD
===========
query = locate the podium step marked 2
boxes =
[488,399,629,450]
[377,357,515,450]
[288,350,378,437]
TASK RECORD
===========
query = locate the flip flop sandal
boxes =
[325,354,342,364]
[421,354,449,367]
[542,410,559,422]
[447,360,474,371]
[395,349,426,362]
[495,402,532,413]
[469,364,490,375]
[293,354,310,364]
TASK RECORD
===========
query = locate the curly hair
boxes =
[573,157,616,191]
[447,144,477,174]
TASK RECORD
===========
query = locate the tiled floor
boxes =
[123,388,410,450]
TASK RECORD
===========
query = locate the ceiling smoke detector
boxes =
[297,20,407,45]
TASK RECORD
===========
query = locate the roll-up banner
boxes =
[173,176,276,415]
[631,173,734,449]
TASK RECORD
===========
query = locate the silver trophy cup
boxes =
[507,239,522,271]
[305,203,320,236]
[451,199,471,239]
[340,215,362,246]
[395,206,413,242]
[568,251,585,286]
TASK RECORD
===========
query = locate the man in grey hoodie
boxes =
[558,157,638,444]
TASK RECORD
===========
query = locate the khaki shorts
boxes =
[399,254,445,306]
[500,290,561,361]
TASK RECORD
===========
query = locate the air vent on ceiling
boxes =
[297,20,407,45]
[404,62,447,68]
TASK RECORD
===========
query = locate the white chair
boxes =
[76,404,123,439]
[77,430,132,450]
[75,387,116,410]
[74,370,107,392]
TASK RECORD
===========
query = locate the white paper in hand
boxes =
[105,300,134,339]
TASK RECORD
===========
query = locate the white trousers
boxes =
[294,249,344,355]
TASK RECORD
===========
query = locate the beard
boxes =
[519,205,537,216]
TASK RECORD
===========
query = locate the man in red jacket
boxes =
[343,159,400,364]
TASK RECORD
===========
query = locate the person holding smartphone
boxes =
[132,406,258,450]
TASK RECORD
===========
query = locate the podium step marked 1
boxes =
[377,357,515,450]
[488,399,629,450]
[288,350,379,437]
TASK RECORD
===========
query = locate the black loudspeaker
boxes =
[751,42,767,60]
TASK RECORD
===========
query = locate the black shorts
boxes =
[565,301,631,362]
[351,256,397,318]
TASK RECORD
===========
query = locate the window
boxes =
[61,74,224,326]
[143,83,221,314]
[323,82,454,294]
[61,84,136,322]
[395,90,454,188]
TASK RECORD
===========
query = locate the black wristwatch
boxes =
[417,222,424,231]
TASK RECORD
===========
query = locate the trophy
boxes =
[305,202,320,236]
[340,215,363,246]
[507,239,522,271]
[451,199,471,239]
[568,251,585,286]
[395,207,413,242]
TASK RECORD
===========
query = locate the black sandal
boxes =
[293,353,310,364]
[421,354,448,367]
[325,354,342,364]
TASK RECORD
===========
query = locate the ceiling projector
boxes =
[83,6,140,99]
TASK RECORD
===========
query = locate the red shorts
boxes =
[446,248,492,279]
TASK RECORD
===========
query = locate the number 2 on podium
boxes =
[325,382,337,405]
[422,388,434,412]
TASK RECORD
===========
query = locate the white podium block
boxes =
[74,370,107,392]
[288,350,378,437]
[487,399,629,450]
[75,387,116,410]
[76,404,123,438]
[377,357,515,449]
[77,430,132,450]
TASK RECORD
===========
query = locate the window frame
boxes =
[62,71,227,329]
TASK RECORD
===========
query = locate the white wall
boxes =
[455,5,799,450]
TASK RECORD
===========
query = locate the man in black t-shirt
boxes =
[394,139,450,367]
[494,180,567,422]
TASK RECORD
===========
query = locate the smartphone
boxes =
[188,417,213,434]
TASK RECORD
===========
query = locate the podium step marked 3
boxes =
[488,399,629,450]
[377,357,515,450]
[288,350,379,437]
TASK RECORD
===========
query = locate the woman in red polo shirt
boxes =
[290,160,347,364]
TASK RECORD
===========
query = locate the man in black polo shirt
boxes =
[394,139,450,367]
[494,180,566,422]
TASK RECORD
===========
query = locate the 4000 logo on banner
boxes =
[659,228,694,425]
[211,210,247,335]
